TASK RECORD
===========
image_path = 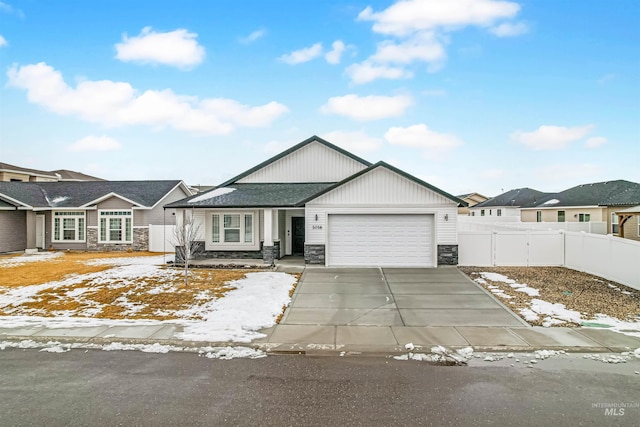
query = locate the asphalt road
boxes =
[0,349,638,426]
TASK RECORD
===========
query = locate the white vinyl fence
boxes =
[148,225,176,253]
[458,217,607,234]
[459,230,640,290]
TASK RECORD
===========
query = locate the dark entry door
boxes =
[292,217,305,255]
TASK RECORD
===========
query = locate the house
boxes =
[0,180,192,253]
[469,188,548,220]
[166,136,465,267]
[0,162,59,182]
[0,162,104,182]
[521,180,640,241]
[457,192,489,215]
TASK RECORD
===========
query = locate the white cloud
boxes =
[371,32,446,64]
[385,124,462,158]
[69,135,122,152]
[325,40,347,64]
[279,43,323,64]
[510,125,595,150]
[351,0,524,83]
[115,27,205,68]
[239,29,266,44]
[320,130,383,154]
[7,62,288,135]
[585,136,608,149]
[489,21,528,37]
[345,62,413,84]
[0,35,7,47]
[358,0,521,36]
[320,94,412,121]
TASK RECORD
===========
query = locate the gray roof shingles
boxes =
[165,183,335,208]
[0,181,182,208]
[526,180,640,208]
[474,188,548,208]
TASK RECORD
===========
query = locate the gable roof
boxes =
[474,188,548,208]
[218,135,372,187]
[165,183,334,209]
[300,161,466,206]
[0,162,59,180]
[524,180,640,208]
[0,181,185,209]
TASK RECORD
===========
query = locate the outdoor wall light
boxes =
[444,214,449,222]
[315,214,318,221]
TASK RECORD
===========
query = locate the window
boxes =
[497,209,502,217]
[211,212,254,244]
[578,213,591,222]
[481,210,485,217]
[100,211,132,243]
[536,211,542,222]
[558,211,565,222]
[611,213,619,234]
[53,211,85,242]
[471,211,475,217]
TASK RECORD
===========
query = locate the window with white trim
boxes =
[558,211,565,222]
[536,211,542,222]
[578,213,590,222]
[100,210,132,243]
[211,212,254,244]
[497,209,502,217]
[53,211,85,242]
[611,212,619,234]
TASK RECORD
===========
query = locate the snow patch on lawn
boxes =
[477,272,540,297]
[175,272,297,342]
[0,252,63,267]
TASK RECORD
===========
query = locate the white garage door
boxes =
[328,214,434,267]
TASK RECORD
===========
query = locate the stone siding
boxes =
[437,244,459,265]
[304,244,325,265]
[85,227,148,252]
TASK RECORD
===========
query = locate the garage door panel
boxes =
[328,214,434,267]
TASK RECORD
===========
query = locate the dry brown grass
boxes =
[0,251,160,287]
[460,266,640,326]
[0,252,298,322]
[275,273,301,324]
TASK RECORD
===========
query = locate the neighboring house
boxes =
[521,180,640,241]
[166,136,466,267]
[0,162,104,182]
[0,162,59,182]
[469,188,547,220]
[457,192,489,215]
[0,180,192,253]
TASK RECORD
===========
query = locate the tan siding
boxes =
[237,141,368,183]
[98,197,133,210]
[522,207,606,222]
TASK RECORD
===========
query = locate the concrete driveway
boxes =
[280,267,527,327]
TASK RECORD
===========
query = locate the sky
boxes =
[1,0,638,197]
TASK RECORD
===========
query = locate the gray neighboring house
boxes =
[0,180,192,253]
[469,188,549,219]
[166,135,466,267]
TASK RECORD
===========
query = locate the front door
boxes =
[291,217,305,256]
[36,215,45,248]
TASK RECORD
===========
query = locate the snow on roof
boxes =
[188,187,235,203]
[542,198,560,205]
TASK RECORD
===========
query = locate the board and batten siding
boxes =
[236,140,368,183]
[305,167,458,245]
